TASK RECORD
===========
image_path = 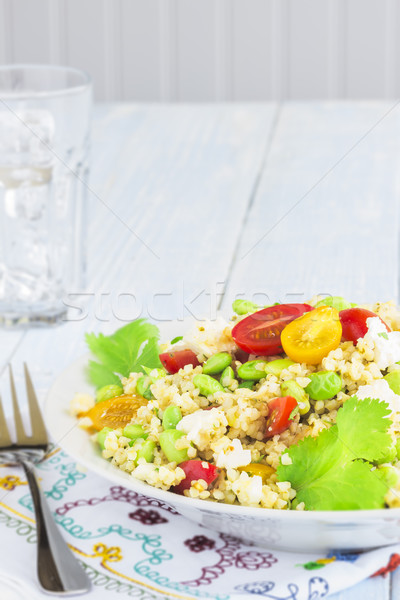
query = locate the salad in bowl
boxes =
[70,295,400,514]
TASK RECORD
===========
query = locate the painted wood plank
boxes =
[345,0,388,98]
[391,563,400,598]
[287,0,331,99]
[176,0,217,101]
[9,0,52,63]
[64,0,109,100]
[222,101,400,310]
[120,0,161,101]
[231,0,274,100]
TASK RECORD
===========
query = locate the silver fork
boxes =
[0,364,91,595]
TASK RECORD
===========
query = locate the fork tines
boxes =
[0,365,48,448]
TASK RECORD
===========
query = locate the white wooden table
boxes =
[1,101,400,599]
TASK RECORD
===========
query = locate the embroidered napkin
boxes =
[0,449,399,600]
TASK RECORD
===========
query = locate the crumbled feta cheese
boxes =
[360,317,400,370]
[232,473,263,506]
[356,378,400,413]
[214,438,251,469]
[176,408,228,450]
[280,453,293,466]
[182,317,236,359]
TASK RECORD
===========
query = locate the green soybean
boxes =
[203,352,232,375]
[280,380,310,415]
[220,366,235,387]
[237,360,268,381]
[162,405,182,430]
[193,374,224,396]
[96,384,123,403]
[232,299,260,315]
[136,376,153,400]
[159,429,188,463]
[123,424,148,443]
[136,440,156,463]
[265,359,295,377]
[384,371,400,395]
[97,427,113,450]
[305,371,342,401]
[238,380,255,390]
[315,296,352,311]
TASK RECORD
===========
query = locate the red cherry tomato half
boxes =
[339,308,390,344]
[265,396,298,439]
[159,349,200,374]
[232,303,313,355]
[172,460,219,495]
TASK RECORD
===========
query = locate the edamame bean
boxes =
[96,384,123,403]
[193,374,224,396]
[162,405,182,430]
[280,380,310,415]
[237,360,268,381]
[203,352,232,375]
[136,440,156,463]
[220,366,235,387]
[384,371,400,395]
[238,380,255,390]
[232,299,260,315]
[305,371,342,401]
[265,358,295,377]
[97,427,113,450]
[315,296,352,311]
[136,376,153,400]
[123,424,148,443]
[159,429,188,463]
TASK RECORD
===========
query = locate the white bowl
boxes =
[44,353,400,554]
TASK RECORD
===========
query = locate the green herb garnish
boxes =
[86,319,162,389]
[277,397,393,510]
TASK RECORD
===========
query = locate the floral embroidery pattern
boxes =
[181,534,277,588]
[0,475,27,491]
[184,535,216,553]
[56,485,179,517]
[372,553,400,577]
[129,509,168,526]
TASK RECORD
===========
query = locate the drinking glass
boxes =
[0,65,92,326]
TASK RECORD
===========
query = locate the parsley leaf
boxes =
[86,319,162,388]
[277,397,393,510]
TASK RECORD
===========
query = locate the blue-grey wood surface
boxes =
[1,101,400,599]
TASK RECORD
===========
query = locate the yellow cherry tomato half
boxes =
[281,306,342,365]
[238,463,275,484]
[85,394,146,431]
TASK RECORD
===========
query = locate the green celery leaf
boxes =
[277,397,393,510]
[85,319,162,388]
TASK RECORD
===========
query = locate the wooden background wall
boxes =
[0,0,398,102]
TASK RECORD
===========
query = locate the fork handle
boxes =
[21,460,91,595]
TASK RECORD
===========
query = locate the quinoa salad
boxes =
[71,296,400,512]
